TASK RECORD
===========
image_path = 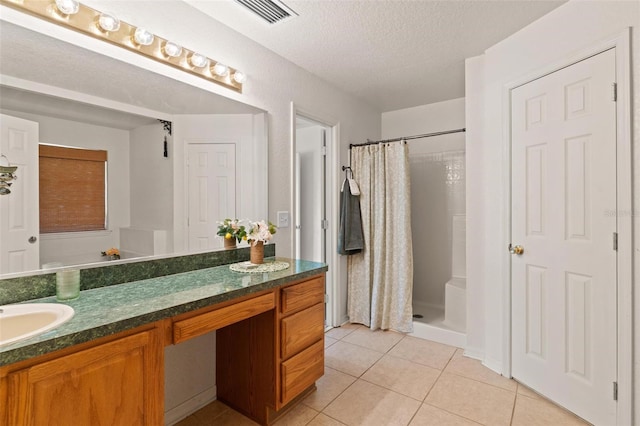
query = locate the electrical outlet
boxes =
[277,211,289,228]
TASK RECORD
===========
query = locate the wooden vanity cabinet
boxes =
[277,275,325,407]
[216,274,326,424]
[0,322,165,426]
[0,272,326,426]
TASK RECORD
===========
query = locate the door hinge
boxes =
[613,381,618,401]
[612,83,617,102]
[321,146,327,156]
[321,219,329,230]
[324,293,328,303]
[613,232,618,251]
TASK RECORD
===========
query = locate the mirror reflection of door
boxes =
[295,115,331,325]
[187,143,236,251]
[0,114,39,273]
[178,114,254,253]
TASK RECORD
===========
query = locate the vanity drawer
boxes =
[173,292,275,344]
[281,302,324,360]
[280,276,324,315]
[281,340,324,405]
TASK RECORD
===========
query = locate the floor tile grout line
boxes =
[420,401,486,425]
[330,376,425,424]
[443,369,518,394]
[317,409,347,425]
[339,334,405,354]
[327,324,362,341]
[358,342,445,403]
[356,374,429,404]
[509,392,518,426]
[422,362,447,403]
[424,369,517,425]
[421,345,458,403]
[511,391,591,424]
[441,349,521,394]
[303,408,322,426]
[312,375,362,421]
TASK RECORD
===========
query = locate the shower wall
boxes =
[382,97,466,344]
[410,149,466,309]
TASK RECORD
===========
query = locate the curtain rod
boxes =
[349,128,465,149]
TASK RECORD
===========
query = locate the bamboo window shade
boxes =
[39,145,107,233]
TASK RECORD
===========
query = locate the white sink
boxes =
[0,303,75,347]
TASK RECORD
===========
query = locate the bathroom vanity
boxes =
[0,255,327,425]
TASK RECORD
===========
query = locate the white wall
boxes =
[129,122,173,236]
[296,126,324,262]
[164,332,216,425]
[382,97,465,149]
[0,110,130,267]
[465,0,639,420]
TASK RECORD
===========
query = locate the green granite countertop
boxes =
[0,257,327,366]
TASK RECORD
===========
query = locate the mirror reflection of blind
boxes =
[39,145,107,233]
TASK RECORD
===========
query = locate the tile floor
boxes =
[176,324,590,426]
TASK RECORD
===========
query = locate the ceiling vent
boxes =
[234,0,297,24]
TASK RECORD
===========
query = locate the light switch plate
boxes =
[277,211,289,228]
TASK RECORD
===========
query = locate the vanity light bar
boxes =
[1,0,245,93]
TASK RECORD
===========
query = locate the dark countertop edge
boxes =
[0,265,327,366]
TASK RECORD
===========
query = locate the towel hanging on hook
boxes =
[341,165,360,195]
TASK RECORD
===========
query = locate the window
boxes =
[39,144,107,233]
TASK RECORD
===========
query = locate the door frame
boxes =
[290,102,341,327]
[501,29,632,424]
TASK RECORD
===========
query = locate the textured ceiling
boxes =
[187,0,566,112]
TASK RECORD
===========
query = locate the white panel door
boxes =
[187,144,236,251]
[0,114,39,274]
[511,49,617,425]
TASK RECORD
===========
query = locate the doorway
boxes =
[294,114,335,328]
[510,49,617,425]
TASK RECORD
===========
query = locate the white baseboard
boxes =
[482,357,504,376]
[165,386,217,426]
[462,346,484,361]
[338,315,349,326]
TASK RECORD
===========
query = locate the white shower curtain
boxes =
[347,142,414,332]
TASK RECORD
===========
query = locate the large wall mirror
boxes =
[0,20,268,277]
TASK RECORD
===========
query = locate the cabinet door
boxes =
[281,340,324,406]
[5,329,163,426]
[280,276,324,315]
[281,302,324,360]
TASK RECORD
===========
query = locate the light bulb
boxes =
[55,0,79,15]
[133,28,154,46]
[163,41,182,58]
[212,63,229,77]
[232,71,247,84]
[98,12,120,32]
[190,53,209,68]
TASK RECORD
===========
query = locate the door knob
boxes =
[509,244,524,255]
[28,236,37,244]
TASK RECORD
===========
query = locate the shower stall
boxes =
[408,147,466,347]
